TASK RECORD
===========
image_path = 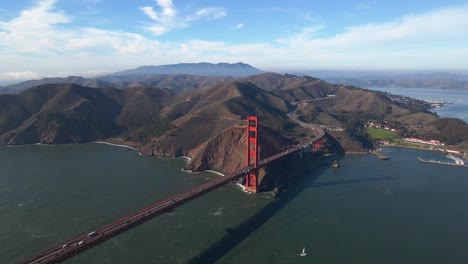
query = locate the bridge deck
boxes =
[20,129,324,264]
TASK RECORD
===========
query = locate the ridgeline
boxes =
[1,72,466,173]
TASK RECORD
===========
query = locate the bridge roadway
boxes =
[20,127,324,264]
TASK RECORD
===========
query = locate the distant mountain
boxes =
[0,76,115,94]
[0,63,263,94]
[107,62,264,77]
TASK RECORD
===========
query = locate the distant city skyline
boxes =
[1,0,468,82]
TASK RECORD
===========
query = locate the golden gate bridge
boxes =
[20,115,325,264]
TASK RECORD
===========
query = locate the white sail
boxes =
[300,246,307,256]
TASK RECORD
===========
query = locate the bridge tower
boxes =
[313,138,324,152]
[245,115,259,193]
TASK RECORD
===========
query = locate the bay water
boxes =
[1,144,467,263]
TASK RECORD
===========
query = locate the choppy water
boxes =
[367,87,468,122]
[1,144,467,263]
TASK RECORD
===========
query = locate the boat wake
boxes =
[210,206,224,216]
[31,233,56,239]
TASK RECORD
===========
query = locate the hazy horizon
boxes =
[2,63,468,86]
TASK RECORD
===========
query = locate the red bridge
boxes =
[20,116,325,264]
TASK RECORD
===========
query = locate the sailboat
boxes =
[300,246,307,257]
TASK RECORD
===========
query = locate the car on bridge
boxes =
[87,231,98,238]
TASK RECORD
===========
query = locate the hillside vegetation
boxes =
[1,73,463,173]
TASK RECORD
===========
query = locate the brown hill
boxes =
[250,74,437,126]
[137,74,236,91]
[0,76,115,94]
[0,73,457,173]
[184,125,291,174]
[0,81,295,173]
[145,81,294,172]
[242,73,320,91]
[0,84,170,145]
[162,81,289,127]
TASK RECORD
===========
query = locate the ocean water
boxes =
[1,144,467,263]
[366,87,468,122]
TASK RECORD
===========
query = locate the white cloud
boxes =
[279,6,468,52]
[233,23,244,30]
[139,0,177,35]
[0,0,161,56]
[1,1,468,81]
[277,25,325,48]
[0,0,72,54]
[140,0,226,35]
[140,0,176,22]
[194,8,226,19]
[140,6,158,21]
[66,27,162,55]
[0,71,44,81]
[0,0,167,76]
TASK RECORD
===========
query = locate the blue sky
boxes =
[0,0,467,82]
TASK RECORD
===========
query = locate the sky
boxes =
[0,0,468,83]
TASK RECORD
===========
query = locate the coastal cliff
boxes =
[142,125,291,174]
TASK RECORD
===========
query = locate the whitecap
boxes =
[92,141,136,150]
[235,183,253,194]
[205,170,225,176]
[179,156,192,162]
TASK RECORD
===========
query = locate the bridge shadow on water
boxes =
[188,154,398,264]
[187,156,325,263]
